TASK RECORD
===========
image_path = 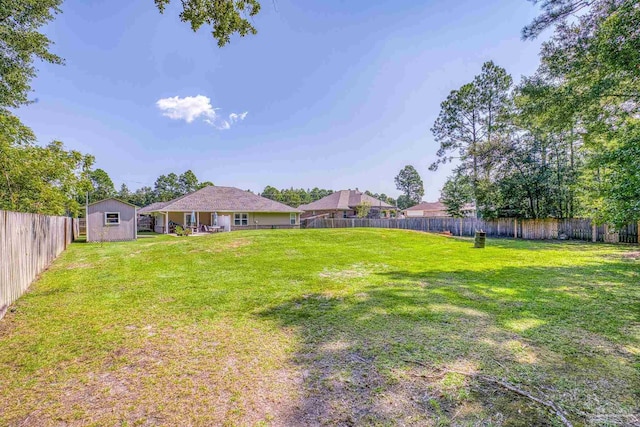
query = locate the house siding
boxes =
[160,211,298,231]
[87,199,136,242]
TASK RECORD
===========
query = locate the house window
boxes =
[290,213,296,225]
[184,213,196,226]
[343,211,348,218]
[105,212,120,225]
[234,213,248,226]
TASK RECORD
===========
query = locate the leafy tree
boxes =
[88,169,116,203]
[0,0,64,112]
[280,188,302,207]
[440,171,473,218]
[154,0,261,47]
[130,186,155,207]
[198,181,214,189]
[261,186,335,205]
[178,169,199,194]
[0,112,93,216]
[431,61,512,211]
[355,201,371,218]
[579,120,640,226]
[524,0,640,224]
[396,195,414,211]
[261,185,281,201]
[118,183,131,201]
[394,165,424,206]
[153,173,181,201]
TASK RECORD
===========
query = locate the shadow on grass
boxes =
[456,237,612,251]
[257,262,639,426]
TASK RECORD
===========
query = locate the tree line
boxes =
[82,169,214,208]
[433,0,639,226]
[2,0,636,227]
[0,0,264,216]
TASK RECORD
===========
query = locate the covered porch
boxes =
[153,211,231,234]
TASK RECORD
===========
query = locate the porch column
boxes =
[164,212,169,234]
[196,211,200,230]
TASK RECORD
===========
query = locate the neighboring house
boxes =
[87,198,138,242]
[299,190,396,219]
[140,186,302,233]
[404,201,476,218]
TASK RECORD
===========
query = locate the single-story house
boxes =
[139,186,302,233]
[87,198,138,242]
[299,190,396,219]
[404,201,476,217]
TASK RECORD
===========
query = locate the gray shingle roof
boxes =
[88,197,138,208]
[405,201,475,215]
[138,201,170,214]
[299,190,395,211]
[141,186,301,213]
[405,201,446,212]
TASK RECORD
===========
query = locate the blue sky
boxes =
[17,0,546,200]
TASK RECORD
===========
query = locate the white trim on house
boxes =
[234,212,248,226]
[105,212,121,225]
[183,212,196,227]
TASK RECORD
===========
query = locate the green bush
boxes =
[175,225,184,236]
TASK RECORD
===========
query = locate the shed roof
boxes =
[87,197,138,208]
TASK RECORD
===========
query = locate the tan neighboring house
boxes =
[138,186,301,233]
[299,190,396,219]
[404,201,476,218]
[87,198,138,242]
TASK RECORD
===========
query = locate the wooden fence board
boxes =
[0,211,74,319]
[303,217,638,244]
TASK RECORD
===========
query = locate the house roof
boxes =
[298,190,395,211]
[405,201,476,214]
[88,197,138,208]
[138,201,170,214]
[405,201,447,212]
[142,186,301,213]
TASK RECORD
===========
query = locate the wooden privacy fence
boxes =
[0,210,75,319]
[303,217,639,244]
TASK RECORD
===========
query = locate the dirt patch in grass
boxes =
[5,321,299,426]
[188,237,253,254]
[64,262,94,270]
[621,251,640,260]
[318,263,388,280]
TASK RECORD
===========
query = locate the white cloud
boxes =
[229,112,248,123]
[156,95,247,130]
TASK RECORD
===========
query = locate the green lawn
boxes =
[0,229,638,426]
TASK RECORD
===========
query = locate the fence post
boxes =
[459,217,463,237]
[64,217,68,250]
[637,221,639,245]
[592,222,597,243]
[514,219,517,239]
